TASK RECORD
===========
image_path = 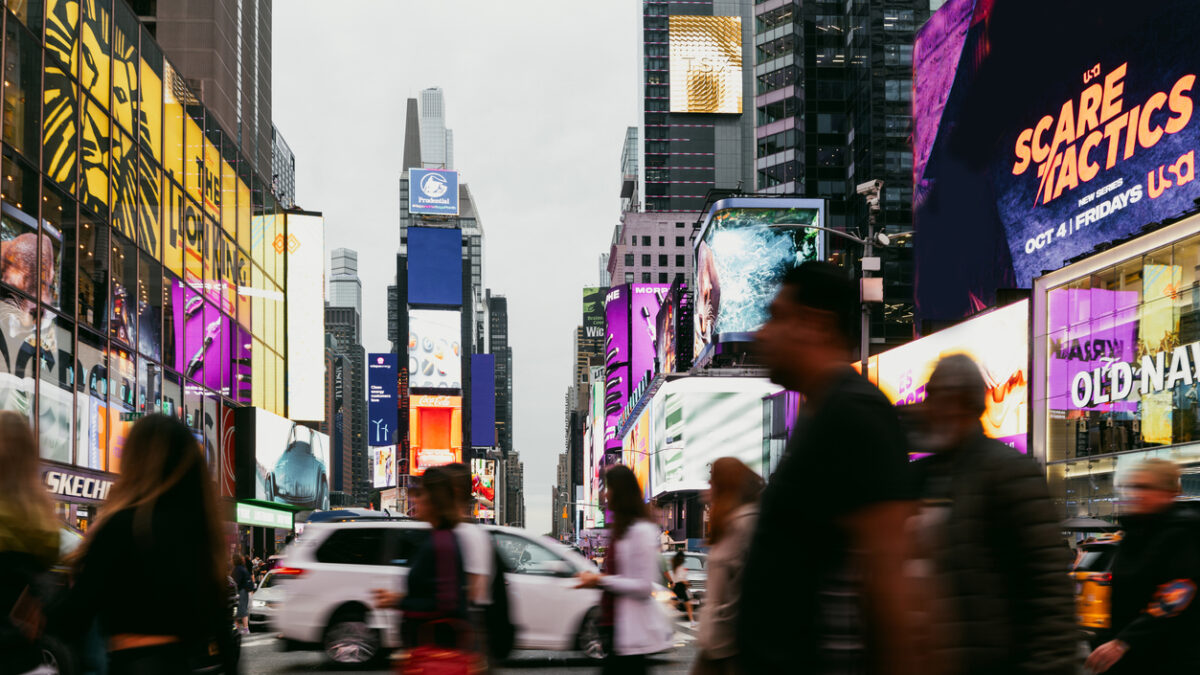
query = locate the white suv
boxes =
[273,520,612,666]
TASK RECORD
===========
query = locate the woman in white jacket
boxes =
[577,464,674,674]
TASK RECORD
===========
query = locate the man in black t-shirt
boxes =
[738,262,918,674]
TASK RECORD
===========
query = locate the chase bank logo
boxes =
[420,172,449,199]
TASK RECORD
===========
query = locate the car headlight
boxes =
[252,600,267,609]
[653,589,675,603]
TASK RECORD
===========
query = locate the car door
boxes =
[378,526,430,647]
[308,527,404,638]
[492,532,590,650]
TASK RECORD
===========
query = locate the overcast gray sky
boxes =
[274,1,640,534]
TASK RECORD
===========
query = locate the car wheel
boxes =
[323,612,381,667]
[39,634,75,675]
[577,608,607,660]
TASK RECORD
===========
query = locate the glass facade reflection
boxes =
[0,2,287,489]
[1034,219,1200,519]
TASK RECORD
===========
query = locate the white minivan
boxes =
[273,519,616,666]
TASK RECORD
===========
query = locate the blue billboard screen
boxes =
[367,353,398,446]
[408,168,460,215]
[914,0,1200,324]
[408,226,463,306]
[470,354,496,448]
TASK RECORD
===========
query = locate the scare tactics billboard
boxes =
[913,0,1200,323]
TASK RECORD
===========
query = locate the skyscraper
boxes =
[640,0,756,213]
[753,2,929,344]
[419,87,455,169]
[271,124,296,208]
[330,248,364,327]
[505,451,526,528]
[326,306,368,506]
[487,293,513,457]
[134,0,275,178]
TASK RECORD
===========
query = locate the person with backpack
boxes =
[1085,459,1200,673]
[374,466,477,670]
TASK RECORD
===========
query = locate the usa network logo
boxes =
[409,168,460,216]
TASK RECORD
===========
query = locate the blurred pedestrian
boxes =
[741,261,919,674]
[0,412,60,675]
[58,414,235,674]
[444,462,498,670]
[692,457,763,675]
[1085,459,1200,673]
[911,354,1075,674]
[669,552,695,626]
[231,554,252,635]
[576,464,672,675]
[373,466,473,658]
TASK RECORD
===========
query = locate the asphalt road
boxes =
[239,619,700,674]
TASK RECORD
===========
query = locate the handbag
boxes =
[400,619,481,675]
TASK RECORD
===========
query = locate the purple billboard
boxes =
[604,286,630,453]
[1047,288,1139,413]
[170,279,231,396]
[630,284,669,387]
[914,0,1200,324]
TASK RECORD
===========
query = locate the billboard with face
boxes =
[254,408,331,511]
[472,458,497,522]
[409,394,462,475]
[913,0,1200,324]
[371,445,395,489]
[408,309,462,390]
[864,300,1030,453]
[694,199,824,355]
[668,15,743,114]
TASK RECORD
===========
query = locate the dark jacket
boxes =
[399,528,467,648]
[913,432,1076,675]
[0,507,58,675]
[1106,502,1200,674]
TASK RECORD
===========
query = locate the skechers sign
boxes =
[43,467,114,502]
[1070,342,1200,408]
[409,169,460,216]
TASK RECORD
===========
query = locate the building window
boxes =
[675,236,684,246]
[658,273,668,284]
[658,254,668,266]
[625,272,634,284]
[658,236,665,246]
[676,222,685,228]
[641,273,651,283]
[883,9,915,31]
[885,151,913,173]
[885,79,912,102]
[642,254,651,266]
[885,115,911,138]
[676,254,685,267]
[629,237,636,246]
[624,253,634,266]
[884,44,913,66]
[642,236,651,246]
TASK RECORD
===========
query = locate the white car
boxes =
[249,570,290,632]
[273,520,624,666]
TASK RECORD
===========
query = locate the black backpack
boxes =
[485,546,516,660]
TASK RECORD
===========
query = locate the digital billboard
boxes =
[470,354,496,447]
[410,394,462,475]
[656,281,693,375]
[371,445,396,489]
[408,226,463,306]
[1047,288,1139,414]
[622,407,653,501]
[472,458,497,522]
[863,300,1030,453]
[604,286,631,452]
[408,309,462,390]
[694,199,824,355]
[285,213,325,421]
[650,377,782,497]
[668,15,743,114]
[913,0,1200,324]
[630,284,670,387]
[367,353,398,446]
[408,168,460,216]
[169,278,231,396]
[583,287,607,340]
[253,408,331,511]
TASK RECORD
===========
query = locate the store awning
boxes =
[235,500,302,530]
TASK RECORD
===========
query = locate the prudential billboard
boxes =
[408,169,460,216]
[913,0,1200,324]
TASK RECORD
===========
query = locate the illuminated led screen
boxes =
[669,15,743,114]
[472,458,497,522]
[408,310,462,390]
[372,445,396,488]
[253,408,331,511]
[410,394,462,475]
[285,213,325,421]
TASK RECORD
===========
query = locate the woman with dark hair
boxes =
[59,414,234,674]
[692,458,763,675]
[374,466,472,656]
[577,464,672,674]
[232,553,252,635]
[669,551,695,626]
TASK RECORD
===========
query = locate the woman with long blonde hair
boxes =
[60,414,234,674]
[0,411,60,675]
[692,458,764,675]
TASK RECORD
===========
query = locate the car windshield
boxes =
[259,573,287,589]
[1075,546,1116,573]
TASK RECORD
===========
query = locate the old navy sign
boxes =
[43,467,114,502]
[1071,342,1200,408]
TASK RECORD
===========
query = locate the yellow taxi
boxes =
[1071,535,1121,636]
